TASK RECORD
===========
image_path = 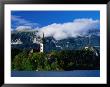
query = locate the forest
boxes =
[11,47,100,71]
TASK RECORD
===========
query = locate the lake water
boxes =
[11,70,100,77]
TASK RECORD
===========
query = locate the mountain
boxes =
[11,29,100,52]
[44,35,99,52]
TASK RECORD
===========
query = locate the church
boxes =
[33,31,44,53]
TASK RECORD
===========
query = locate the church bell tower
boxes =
[39,33,44,52]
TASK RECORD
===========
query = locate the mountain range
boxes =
[11,29,100,52]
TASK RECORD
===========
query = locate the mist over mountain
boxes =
[39,19,99,40]
[11,18,100,52]
[11,28,100,52]
[12,18,99,40]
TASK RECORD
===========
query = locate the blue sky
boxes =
[11,11,100,30]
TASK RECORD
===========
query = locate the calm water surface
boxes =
[11,70,100,77]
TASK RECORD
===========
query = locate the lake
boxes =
[11,70,100,77]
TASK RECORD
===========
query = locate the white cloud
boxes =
[11,15,39,28]
[39,18,99,40]
[14,18,99,40]
[16,26,32,31]
[11,15,29,24]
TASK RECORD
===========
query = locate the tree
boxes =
[12,51,33,70]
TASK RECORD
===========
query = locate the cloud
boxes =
[39,18,99,40]
[15,26,40,32]
[13,18,99,40]
[16,26,32,31]
[11,15,39,29]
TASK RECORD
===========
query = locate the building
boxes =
[84,34,99,57]
[11,38,23,45]
[40,42,43,52]
[33,32,44,52]
[39,33,44,52]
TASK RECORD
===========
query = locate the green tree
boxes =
[12,51,33,70]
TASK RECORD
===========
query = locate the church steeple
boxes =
[33,31,45,52]
[40,32,44,52]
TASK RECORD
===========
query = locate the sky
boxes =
[11,11,100,40]
[11,11,100,29]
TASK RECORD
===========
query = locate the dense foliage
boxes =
[11,48,100,71]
